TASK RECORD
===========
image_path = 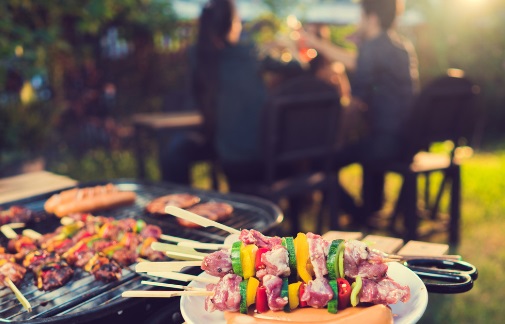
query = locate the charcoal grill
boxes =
[0,179,282,323]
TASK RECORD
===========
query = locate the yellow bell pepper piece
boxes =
[288,282,302,310]
[241,244,258,279]
[84,254,99,272]
[246,277,260,307]
[62,235,98,259]
[98,223,113,238]
[294,233,312,283]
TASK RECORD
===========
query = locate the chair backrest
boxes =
[400,74,480,160]
[262,75,341,183]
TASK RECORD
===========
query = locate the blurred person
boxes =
[307,24,351,103]
[161,0,303,186]
[296,23,360,149]
[303,0,420,224]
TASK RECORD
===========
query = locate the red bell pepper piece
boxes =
[256,286,269,313]
[17,236,36,251]
[30,253,47,264]
[337,278,352,310]
[53,238,72,250]
[79,213,91,222]
[120,232,136,247]
[299,283,308,308]
[75,231,92,242]
[74,241,89,254]
[255,248,270,271]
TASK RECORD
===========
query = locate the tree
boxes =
[0,0,175,110]
[0,0,176,164]
[262,0,300,17]
[407,0,505,142]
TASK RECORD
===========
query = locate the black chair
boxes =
[367,72,480,244]
[229,75,342,235]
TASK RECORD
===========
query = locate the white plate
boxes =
[180,262,428,324]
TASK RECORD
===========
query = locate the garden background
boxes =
[1,1,504,322]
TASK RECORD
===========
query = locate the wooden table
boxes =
[0,171,77,204]
[322,231,455,258]
[131,111,203,179]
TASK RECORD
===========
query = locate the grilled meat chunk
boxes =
[37,261,74,291]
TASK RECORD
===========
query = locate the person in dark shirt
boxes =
[161,0,302,185]
[303,0,419,223]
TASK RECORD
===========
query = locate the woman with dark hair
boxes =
[162,0,302,186]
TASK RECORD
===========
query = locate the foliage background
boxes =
[1,0,505,171]
[1,1,505,322]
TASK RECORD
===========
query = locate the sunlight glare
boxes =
[15,45,23,57]
[286,15,301,30]
[463,0,487,6]
[306,49,317,59]
[289,31,300,41]
[281,52,292,62]
[447,68,465,78]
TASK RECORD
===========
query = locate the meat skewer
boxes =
[0,256,27,289]
[1,272,32,312]
[30,220,163,282]
[132,246,408,313]
[125,210,411,315]
[2,214,167,290]
[4,233,78,292]
[8,237,76,292]
[145,236,409,310]
[22,232,125,285]
[59,218,165,264]
[59,213,213,247]
[0,206,34,227]
[35,261,74,291]
[0,233,32,311]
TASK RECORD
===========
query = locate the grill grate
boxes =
[0,179,282,323]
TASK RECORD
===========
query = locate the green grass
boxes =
[417,152,505,324]
[339,152,505,323]
[46,148,505,323]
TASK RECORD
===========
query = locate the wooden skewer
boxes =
[164,251,205,261]
[147,271,219,284]
[136,261,202,273]
[396,254,462,261]
[60,217,75,226]
[141,280,205,291]
[1,225,18,239]
[159,234,195,243]
[4,278,32,312]
[177,241,230,250]
[371,249,461,262]
[151,242,208,258]
[370,249,403,259]
[164,206,240,235]
[122,290,213,298]
[383,258,402,263]
[22,229,43,240]
[5,223,25,229]
[136,257,149,263]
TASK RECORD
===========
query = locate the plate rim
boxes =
[181,262,428,324]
